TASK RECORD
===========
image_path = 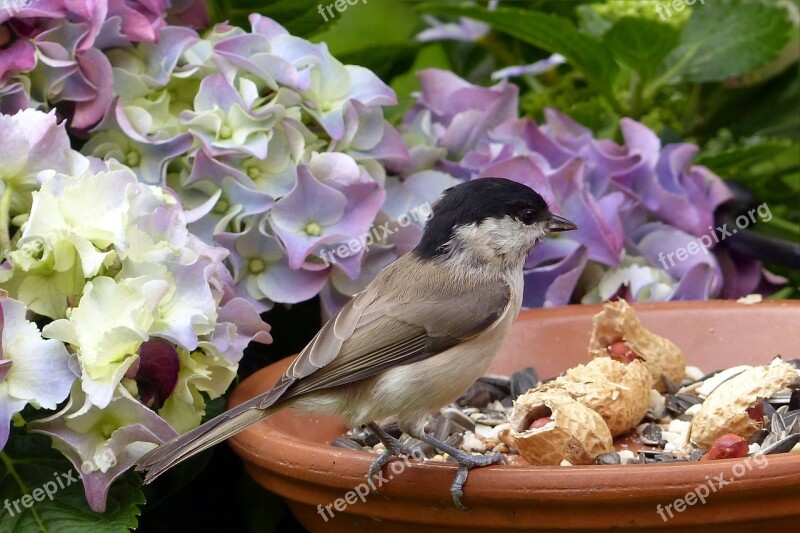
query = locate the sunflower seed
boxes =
[510,367,539,398]
[332,437,365,450]
[477,375,511,394]
[595,452,621,465]
[443,407,476,432]
[381,421,403,439]
[640,424,663,446]
[433,415,452,441]
[473,411,508,427]
[689,450,706,461]
[662,375,680,395]
[768,391,792,405]
[760,433,800,455]
[457,380,508,408]
[654,453,686,463]
[401,435,434,457]
[790,390,800,411]
[665,393,703,415]
[349,427,378,446]
[762,399,777,419]
[783,411,800,432]
[749,428,770,445]
[444,433,463,449]
[771,413,787,435]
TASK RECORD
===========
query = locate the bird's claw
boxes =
[365,423,417,494]
[450,452,503,510]
[366,450,393,493]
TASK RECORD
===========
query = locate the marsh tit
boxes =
[136,177,577,509]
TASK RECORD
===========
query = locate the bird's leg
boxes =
[412,431,504,510]
[365,422,418,493]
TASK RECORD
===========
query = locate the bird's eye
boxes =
[518,209,536,225]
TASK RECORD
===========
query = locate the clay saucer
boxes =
[229,300,800,532]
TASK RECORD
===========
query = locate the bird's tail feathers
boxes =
[135,395,278,484]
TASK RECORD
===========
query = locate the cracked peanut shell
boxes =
[690,362,798,449]
[509,389,613,465]
[551,357,651,437]
[588,299,685,391]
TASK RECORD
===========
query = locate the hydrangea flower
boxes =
[29,383,178,512]
[0,108,75,217]
[492,54,566,80]
[0,0,208,129]
[82,14,407,309]
[0,293,74,449]
[416,1,497,43]
[1,161,269,410]
[0,108,271,512]
[388,69,760,307]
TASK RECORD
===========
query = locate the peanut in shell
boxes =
[509,389,613,465]
[690,362,798,449]
[588,299,685,391]
[553,357,651,437]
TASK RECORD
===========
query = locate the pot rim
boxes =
[229,300,800,505]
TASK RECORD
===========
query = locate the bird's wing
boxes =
[268,256,511,402]
[135,256,510,483]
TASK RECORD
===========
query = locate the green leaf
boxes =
[210,0,334,38]
[668,0,794,83]
[338,44,420,82]
[1,433,144,532]
[696,140,795,174]
[418,4,621,109]
[604,17,679,81]
[576,4,613,39]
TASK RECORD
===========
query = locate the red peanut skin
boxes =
[700,434,749,461]
[528,417,554,430]
[607,341,643,364]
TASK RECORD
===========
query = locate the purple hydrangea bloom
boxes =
[0,0,204,129]
[29,383,178,512]
[81,15,406,309]
[362,69,759,308]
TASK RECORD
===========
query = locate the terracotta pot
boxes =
[229,300,800,532]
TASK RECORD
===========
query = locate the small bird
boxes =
[136,177,576,509]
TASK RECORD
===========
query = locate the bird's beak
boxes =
[547,214,577,232]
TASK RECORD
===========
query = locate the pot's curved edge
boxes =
[227,300,800,529]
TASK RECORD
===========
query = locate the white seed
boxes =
[684,366,705,382]
[696,366,751,398]
[685,403,702,416]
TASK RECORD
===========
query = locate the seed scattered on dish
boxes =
[333,300,800,467]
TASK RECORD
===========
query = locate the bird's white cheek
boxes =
[525,222,549,245]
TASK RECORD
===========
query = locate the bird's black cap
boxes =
[414,177,555,259]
